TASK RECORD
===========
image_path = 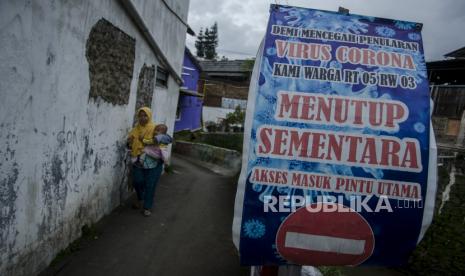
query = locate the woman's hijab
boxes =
[128,107,156,157]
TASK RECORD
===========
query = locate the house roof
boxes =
[427,58,465,70]
[427,58,465,85]
[445,46,465,59]
[199,60,253,73]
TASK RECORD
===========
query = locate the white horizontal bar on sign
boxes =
[285,232,365,255]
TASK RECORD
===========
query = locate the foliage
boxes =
[195,22,218,60]
[164,164,174,174]
[200,133,243,152]
[205,22,218,60]
[173,129,200,141]
[173,130,244,152]
[195,28,205,58]
[204,121,217,132]
[402,164,465,275]
[318,266,345,276]
[224,105,245,126]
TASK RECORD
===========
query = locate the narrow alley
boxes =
[2,1,465,275]
[40,155,248,276]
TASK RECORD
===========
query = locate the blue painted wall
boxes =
[180,50,200,92]
[175,49,202,131]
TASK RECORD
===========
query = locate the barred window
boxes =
[156,66,168,87]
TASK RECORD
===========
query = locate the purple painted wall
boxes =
[175,48,202,131]
[175,95,203,131]
[180,50,200,92]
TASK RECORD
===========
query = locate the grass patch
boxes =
[164,164,174,174]
[173,130,202,142]
[199,133,243,152]
[403,165,465,275]
[174,131,244,152]
[318,266,345,276]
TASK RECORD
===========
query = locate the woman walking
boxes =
[127,107,163,216]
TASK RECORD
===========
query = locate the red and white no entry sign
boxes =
[276,203,375,266]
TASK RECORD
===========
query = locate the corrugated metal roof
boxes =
[427,59,465,70]
[445,46,465,59]
[199,60,253,73]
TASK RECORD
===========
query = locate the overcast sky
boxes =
[186,0,465,61]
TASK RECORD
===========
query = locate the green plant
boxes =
[195,22,218,60]
[164,164,174,174]
[224,106,245,127]
[318,266,345,276]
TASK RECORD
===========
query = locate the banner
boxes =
[233,5,436,266]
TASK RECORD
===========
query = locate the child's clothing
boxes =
[131,152,160,169]
[155,133,172,145]
[140,133,172,164]
[155,133,173,163]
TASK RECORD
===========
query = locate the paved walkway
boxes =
[39,155,406,276]
[41,155,248,276]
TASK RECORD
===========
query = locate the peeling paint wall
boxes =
[86,18,136,105]
[0,0,189,275]
[135,64,156,111]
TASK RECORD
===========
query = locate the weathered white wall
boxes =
[203,106,236,124]
[0,0,189,275]
[152,78,180,163]
[131,0,189,74]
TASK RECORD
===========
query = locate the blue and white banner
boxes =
[233,5,436,266]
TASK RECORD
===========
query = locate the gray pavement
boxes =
[41,155,248,276]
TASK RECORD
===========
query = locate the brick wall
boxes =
[203,81,249,107]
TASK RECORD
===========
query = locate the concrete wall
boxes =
[0,0,189,274]
[131,0,189,74]
[203,79,249,107]
[173,141,242,176]
[152,78,180,159]
[203,106,236,125]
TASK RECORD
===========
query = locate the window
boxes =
[156,66,168,87]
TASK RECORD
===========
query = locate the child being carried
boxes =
[142,124,173,163]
